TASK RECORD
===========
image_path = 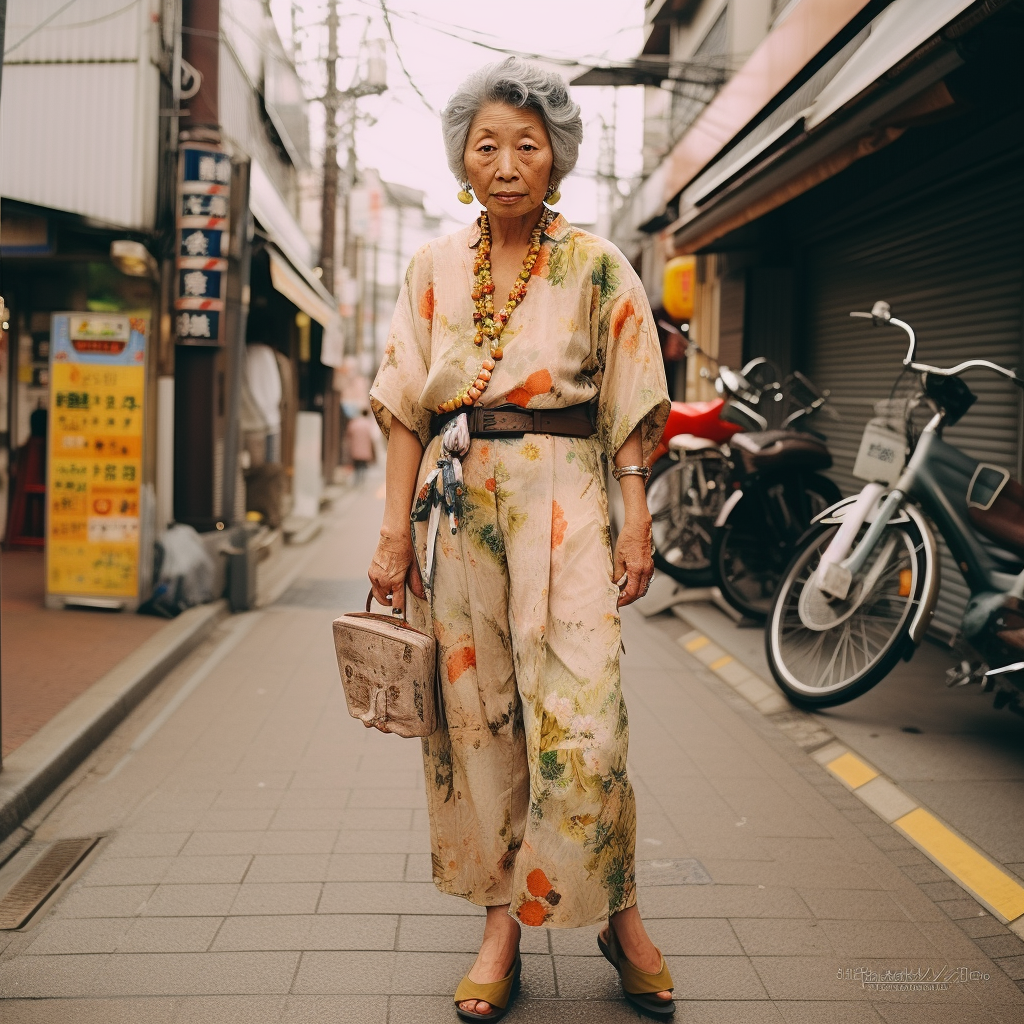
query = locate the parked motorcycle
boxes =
[711,369,840,619]
[632,334,777,587]
[765,301,1024,716]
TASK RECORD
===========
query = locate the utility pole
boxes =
[319,0,340,296]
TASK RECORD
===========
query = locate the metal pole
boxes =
[221,161,252,526]
[319,0,339,295]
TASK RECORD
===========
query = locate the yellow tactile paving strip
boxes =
[826,751,879,789]
[677,628,1024,930]
[896,808,1024,923]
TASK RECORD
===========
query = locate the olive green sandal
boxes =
[598,927,675,1019]
[453,953,521,1022]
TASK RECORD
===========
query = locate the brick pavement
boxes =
[1,472,1022,1022]
[1,550,166,756]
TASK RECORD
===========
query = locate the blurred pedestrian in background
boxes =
[345,409,377,483]
[367,58,673,1021]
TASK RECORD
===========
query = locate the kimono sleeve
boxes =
[596,283,670,463]
[369,244,434,447]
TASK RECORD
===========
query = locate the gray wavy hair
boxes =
[442,57,583,190]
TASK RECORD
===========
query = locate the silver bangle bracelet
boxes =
[612,465,651,481]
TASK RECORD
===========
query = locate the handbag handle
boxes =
[365,589,406,620]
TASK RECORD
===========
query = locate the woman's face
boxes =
[463,101,554,220]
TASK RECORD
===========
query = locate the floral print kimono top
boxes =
[370,213,669,464]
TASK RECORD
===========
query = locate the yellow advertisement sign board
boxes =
[47,313,147,602]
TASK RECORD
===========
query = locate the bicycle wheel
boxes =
[713,473,841,619]
[648,452,729,587]
[766,519,926,707]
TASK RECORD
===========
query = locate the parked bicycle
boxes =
[766,301,1024,716]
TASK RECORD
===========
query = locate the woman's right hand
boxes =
[369,529,425,613]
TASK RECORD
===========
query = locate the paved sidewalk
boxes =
[1,471,1022,1021]
[1,550,166,756]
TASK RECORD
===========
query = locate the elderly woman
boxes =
[368,58,673,1021]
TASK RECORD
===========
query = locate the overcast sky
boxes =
[271,0,647,230]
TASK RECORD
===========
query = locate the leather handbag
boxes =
[332,592,439,737]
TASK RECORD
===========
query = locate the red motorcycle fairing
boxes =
[649,399,743,465]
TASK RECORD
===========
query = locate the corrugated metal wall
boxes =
[0,1,160,230]
[2,0,145,62]
[804,166,1024,634]
[0,61,159,229]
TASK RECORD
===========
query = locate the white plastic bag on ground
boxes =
[141,524,216,617]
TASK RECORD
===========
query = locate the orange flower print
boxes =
[530,245,550,278]
[506,369,553,408]
[611,297,635,338]
[551,501,568,549]
[446,645,476,683]
[517,900,548,927]
[612,297,643,354]
[418,284,434,321]
[484,477,496,493]
[527,869,551,897]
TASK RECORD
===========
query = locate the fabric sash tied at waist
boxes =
[411,413,471,596]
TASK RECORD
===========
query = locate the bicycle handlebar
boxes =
[851,302,1022,388]
[910,358,1022,385]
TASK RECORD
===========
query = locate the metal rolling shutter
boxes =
[804,167,1024,636]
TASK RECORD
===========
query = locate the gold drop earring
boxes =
[545,182,561,206]
[457,182,474,205]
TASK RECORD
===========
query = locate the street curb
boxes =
[0,599,229,845]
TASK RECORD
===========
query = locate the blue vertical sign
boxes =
[175,144,231,346]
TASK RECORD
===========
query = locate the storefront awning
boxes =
[805,0,978,129]
[268,248,344,367]
[665,0,978,253]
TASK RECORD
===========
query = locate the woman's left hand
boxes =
[612,513,654,607]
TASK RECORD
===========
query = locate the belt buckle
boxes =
[480,410,498,432]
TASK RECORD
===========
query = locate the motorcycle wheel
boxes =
[647,452,730,587]
[712,472,841,620]
[765,519,926,708]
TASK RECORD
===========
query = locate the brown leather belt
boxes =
[431,402,596,439]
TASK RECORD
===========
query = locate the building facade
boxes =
[608,0,1024,633]
[0,0,344,606]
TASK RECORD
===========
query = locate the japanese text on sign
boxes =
[47,313,147,599]
[176,144,231,343]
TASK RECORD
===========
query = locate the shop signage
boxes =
[175,143,231,345]
[47,313,147,604]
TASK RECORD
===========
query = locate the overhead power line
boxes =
[348,0,643,68]
[377,0,437,114]
[54,0,140,31]
[4,0,81,56]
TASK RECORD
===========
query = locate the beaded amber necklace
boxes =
[436,209,552,414]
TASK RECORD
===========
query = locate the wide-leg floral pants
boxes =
[409,432,637,929]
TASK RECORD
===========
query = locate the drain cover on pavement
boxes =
[636,858,712,885]
[0,837,99,930]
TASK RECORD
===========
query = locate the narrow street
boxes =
[0,469,1022,1022]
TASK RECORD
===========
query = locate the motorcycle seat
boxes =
[969,471,1024,557]
[668,433,721,453]
[731,430,832,473]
